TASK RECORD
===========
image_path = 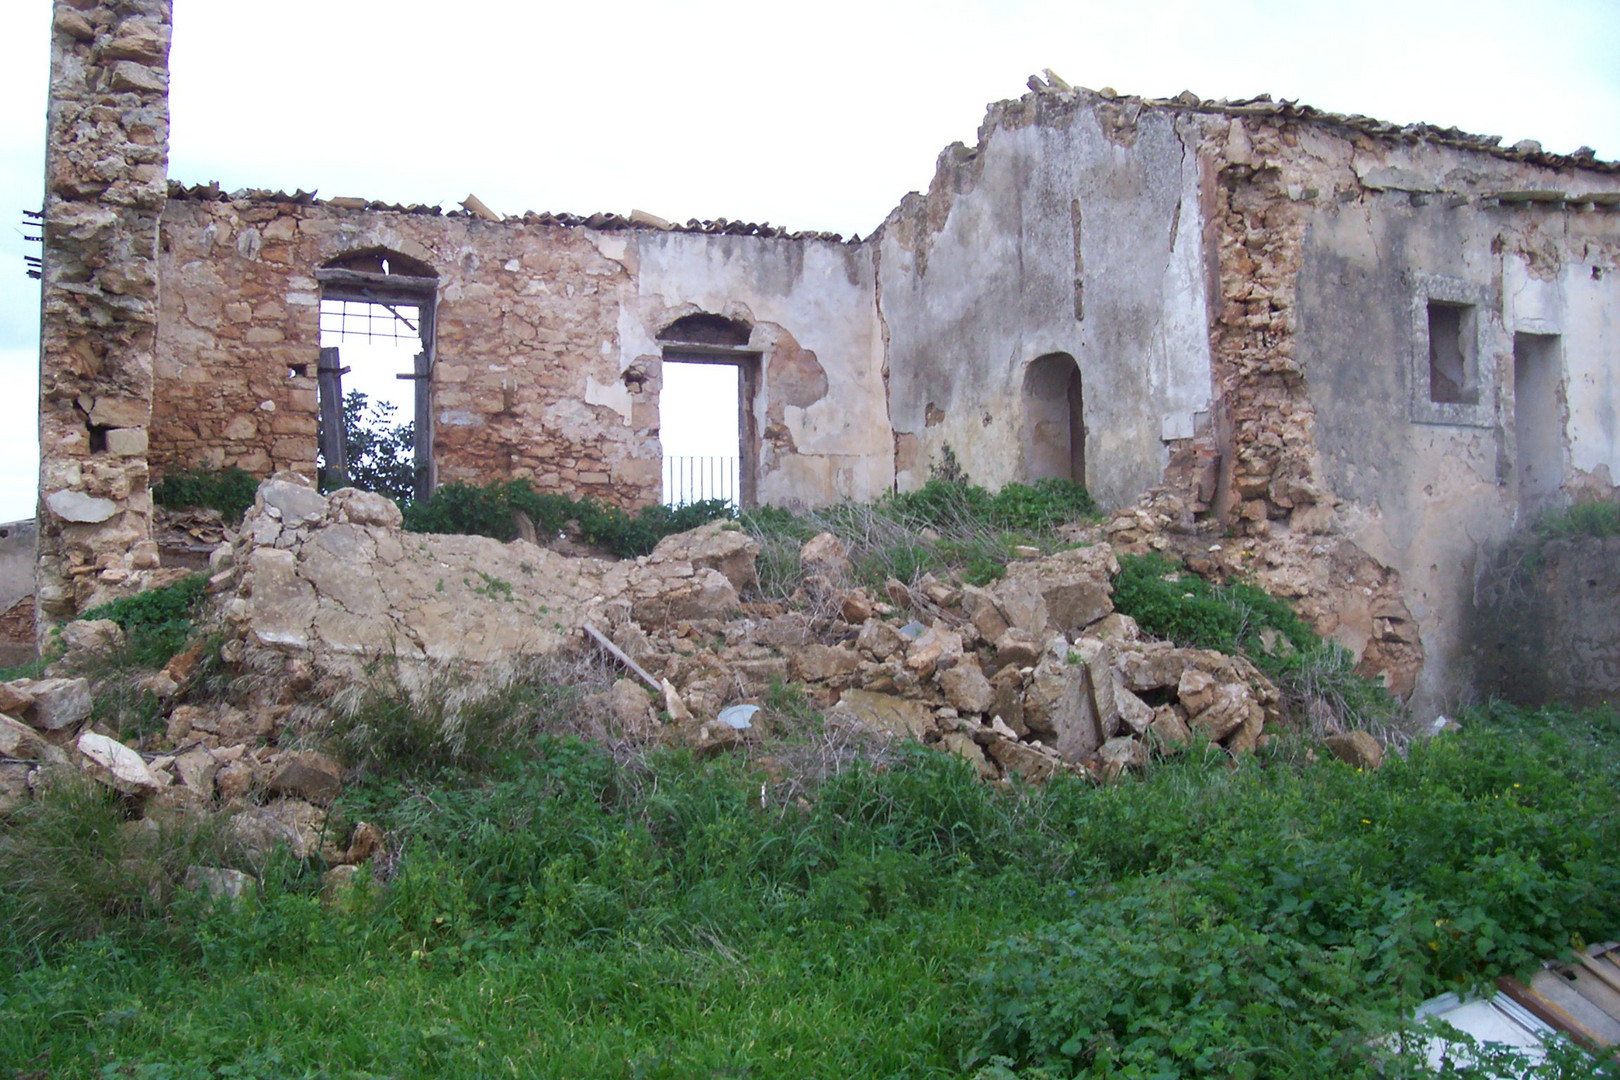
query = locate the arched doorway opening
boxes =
[1023,352,1085,486]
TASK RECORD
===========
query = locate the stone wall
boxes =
[151,194,887,510]
[1474,533,1620,707]
[36,0,171,628]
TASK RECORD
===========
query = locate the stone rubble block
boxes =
[77,730,161,797]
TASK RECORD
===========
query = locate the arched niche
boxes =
[1022,352,1086,485]
[657,312,754,348]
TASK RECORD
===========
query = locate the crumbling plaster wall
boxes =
[875,92,1215,508]
[1264,122,1620,711]
[626,232,891,506]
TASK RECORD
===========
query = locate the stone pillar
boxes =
[36,0,172,631]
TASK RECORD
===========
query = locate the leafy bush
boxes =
[77,574,209,669]
[321,390,418,504]
[153,466,259,524]
[402,477,732,557]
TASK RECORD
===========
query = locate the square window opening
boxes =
[1427,300,1478,405]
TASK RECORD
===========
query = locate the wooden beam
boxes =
[582,622,661,693]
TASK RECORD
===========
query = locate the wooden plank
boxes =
[1579,951,1620,997]
[1566,964,1620,1023]
[582,622,661,693]
[1498,977,1599,1051]
[1529,969,1620,1046]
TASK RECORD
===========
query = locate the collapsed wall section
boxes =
[36,0,172,628]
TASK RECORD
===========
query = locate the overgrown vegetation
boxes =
[78,573,209,670]
[743,475,1099,596]
[401,477,733,558]
[152,465,260,525]
[0,700,1615,1077]
[1533,495,1620,541]
[1112,551,1402,734]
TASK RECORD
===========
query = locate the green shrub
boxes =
[78,574,208,669]
[152,466,260,524]
[1111,552,1400,730]
[1534,497,1620,540]
[320,389,418,504]
[401,478,732,557]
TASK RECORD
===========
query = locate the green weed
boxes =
[77,574,209,670]
[152,466,260,525]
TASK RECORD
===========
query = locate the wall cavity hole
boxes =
[87,424,110,453]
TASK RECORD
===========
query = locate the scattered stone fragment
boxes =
[268,750,343,806]
[77,731,161,796]
[1324,730,1385,770]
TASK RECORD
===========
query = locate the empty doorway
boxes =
[1513,333,1564,514]
[1023,352,1085,485]
[657,313,759,509]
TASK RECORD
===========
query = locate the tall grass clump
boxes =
[743,477,1100,598]
[1534,496,1620,540]
[0,774,232,963]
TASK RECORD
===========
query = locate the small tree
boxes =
[318,390,418,504]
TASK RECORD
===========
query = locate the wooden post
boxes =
[317,347,348,486]
[413,350,432,501]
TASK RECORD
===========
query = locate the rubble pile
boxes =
[1,475,1305,872]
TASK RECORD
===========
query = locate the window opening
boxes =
[1427,301,1478,405]
[315,250,437,502]
[1023,352,1086,485]
[1513,333,1564,513]
[660,359,743,510]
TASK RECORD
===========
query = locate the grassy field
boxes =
[2,698,1617,1079]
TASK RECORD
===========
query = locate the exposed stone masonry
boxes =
[36,0,172,630]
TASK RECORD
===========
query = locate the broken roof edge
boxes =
[1008,77,1620,176]
[161,181,862,245]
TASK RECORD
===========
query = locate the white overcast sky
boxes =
[2,0,1618,519]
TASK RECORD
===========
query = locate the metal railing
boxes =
[663,455,739,508]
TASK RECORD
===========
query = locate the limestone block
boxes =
[16,677,93,731]
[77,731,161,797]
[648,522,758,593]
[1324,730,1384,770]
[609,678,657,737]
[833,689,933,741]
[46,490,118,524]
[246,547,318,648]
[183,866,254,904]
[326,488,404,528]
[104,427,148,456]
[109,60,167,94]
[0,714,69,766]
[268,751,343,806]
[257,478,328,526]
[940,663,994,715]
[59,618,125,657]
[790,643,862,684]
[799,532,852,582]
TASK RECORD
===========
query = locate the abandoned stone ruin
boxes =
[18,0,1620,775]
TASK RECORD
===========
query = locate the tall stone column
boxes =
[36,0,172,632]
